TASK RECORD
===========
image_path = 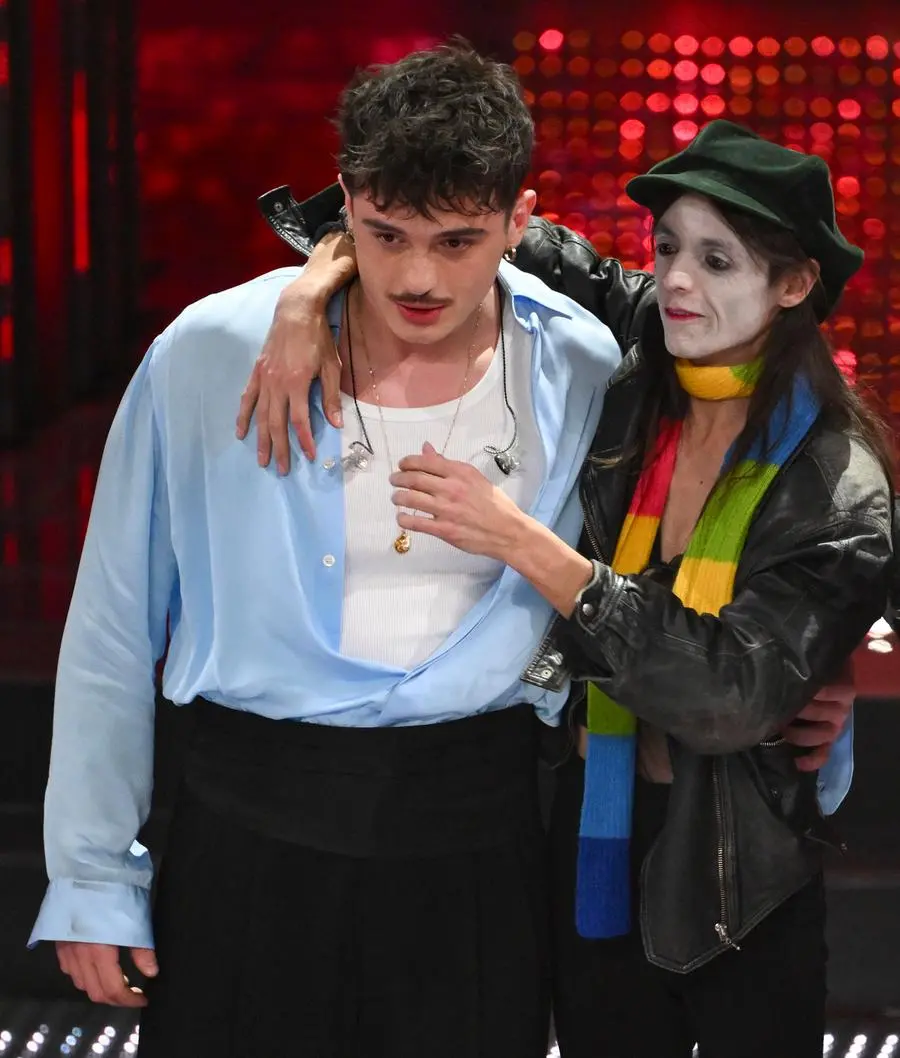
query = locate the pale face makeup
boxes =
[654,194,785,365]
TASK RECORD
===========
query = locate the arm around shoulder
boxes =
[557,452,893,753]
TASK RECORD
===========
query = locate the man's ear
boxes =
[506,189,537,250]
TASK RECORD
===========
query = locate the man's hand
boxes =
[235,230,356,470]
[782,661,855,772]
[56,941,158,1007]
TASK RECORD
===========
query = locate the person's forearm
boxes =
[287,230,358,309]
[505,514,594,616]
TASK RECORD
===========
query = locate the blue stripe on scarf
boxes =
[576,838,632,938]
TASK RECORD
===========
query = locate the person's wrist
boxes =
[503,509,537,570]
[301,231,357,305]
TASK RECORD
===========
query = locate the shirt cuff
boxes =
[815,710,854,816]
[28,878,154,950]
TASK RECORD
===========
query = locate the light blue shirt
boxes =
[29,262,620,950]
[28,260,853,952]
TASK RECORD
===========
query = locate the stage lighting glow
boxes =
[647,59,672,79]
[838,99,862,120]
[810,98,834,118]
[568,30,590,49]
[673,60,699,80]
[673,120,698,141]
[674,35,699,55]
[515,19,900,454]
[620,119,645,139]
[701,95,726,116]
[729,66,753,91]
[700,63,725,84]
[728,36,754,57]
[837,176,861,197]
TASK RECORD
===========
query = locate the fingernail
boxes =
[335,411,344,427]
[278,462,287,475]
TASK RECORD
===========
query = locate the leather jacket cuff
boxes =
[312,220,345,245]
[297,183,344,239]
[570,560,626,635]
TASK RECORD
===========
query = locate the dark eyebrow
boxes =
[361,218,489,240]
[653,224,735,253]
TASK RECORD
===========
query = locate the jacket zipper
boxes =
[712,759,741,951]
[580,483,610,565]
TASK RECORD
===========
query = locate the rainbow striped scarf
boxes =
[575,358,821,938]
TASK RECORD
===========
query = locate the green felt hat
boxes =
[626,120,864,318]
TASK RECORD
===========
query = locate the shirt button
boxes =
[323,554,336,568]
[322,457,336,470]
[581,602,596,619]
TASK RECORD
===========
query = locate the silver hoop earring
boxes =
[339,205,355,243]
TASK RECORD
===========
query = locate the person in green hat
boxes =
[239,116,893,1056]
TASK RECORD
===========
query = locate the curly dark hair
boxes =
[335,40,534,217]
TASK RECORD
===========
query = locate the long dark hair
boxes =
[637,196,894,482]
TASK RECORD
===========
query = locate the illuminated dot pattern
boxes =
[515,28,900,449]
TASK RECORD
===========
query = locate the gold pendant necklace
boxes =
[351,287,483,554]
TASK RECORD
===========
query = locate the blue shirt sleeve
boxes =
[815,709,854,817]
[29,338,177,950]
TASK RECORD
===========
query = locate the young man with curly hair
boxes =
[28,43,622,1057]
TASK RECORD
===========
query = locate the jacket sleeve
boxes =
[270,184,660,357]
[556,486,893,756]
[514,217,660,355]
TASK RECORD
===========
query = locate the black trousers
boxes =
[549,755,828,1058]
[138,703,551,1058]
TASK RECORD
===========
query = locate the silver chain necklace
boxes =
[345,285,483,554]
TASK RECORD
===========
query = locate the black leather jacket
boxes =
[259,186,895,973]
